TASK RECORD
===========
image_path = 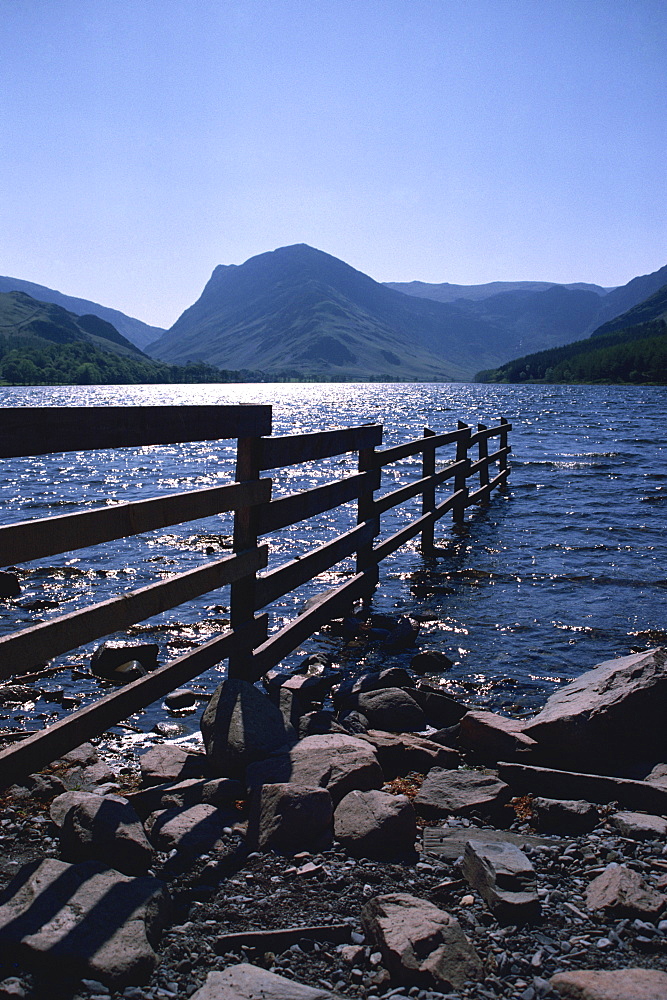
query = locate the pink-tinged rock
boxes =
[610,809,667,839]
[645,762,667,787]
[60,795,154,876]
[190,963,342,1000]
[139,745,209,787]
[334,789,416,859]
[523,647,667,770]
[0,859,170,987]
[146,803,236,855]
[359,730,460,778]
[247,782,333,854]
[531,797,599,835]
[414,767,511,819]
[585,863,667,919]
[457,710,537,760]
[361,892,482,989]
[201,678,291,778]
[461,839,540,924]
[551,967,667,999]
[246,733,383,805]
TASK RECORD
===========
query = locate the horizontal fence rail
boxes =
[0,404,511,786]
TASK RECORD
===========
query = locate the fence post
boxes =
[453,421,470,524]
[357,440,380,603]
[229,434,265,678]
[421,427,436,554]
[499,416,510,480]
[477,422,490,501]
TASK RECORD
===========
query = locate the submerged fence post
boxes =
[453,421,471,524]
[499,416,510,480]
[477,422,490,501]
[229,433,265,678]
[421,427,436,554]
[356,438,380,603]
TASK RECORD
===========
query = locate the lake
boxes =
[1,382,665,738]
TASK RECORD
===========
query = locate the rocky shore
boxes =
[0,621,666,1000]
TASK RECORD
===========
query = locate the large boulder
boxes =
[201,678,291,778]
[59,795,154,876]
[361,892,482,989]
[246,733,383,805]
[247,782,333,854]
[334,789,416,859]
[146,803,236,856]
[355,688,425,733]
[456,710,537,760]
[523,647,667,771]
[414,767,511,820]
[359,730,460,779]
[550,968,667,1000]
[190,964,342,1000]
[139,745,209,787]
[0,859,170,987]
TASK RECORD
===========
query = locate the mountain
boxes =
[590,265,667,330]
[383,279,612,303]
[475,283,667,385]
[0,276,165,350]
[0,291,260,385]
[0,291,146,358]
[148,244,590,381]
[591,283,667,337]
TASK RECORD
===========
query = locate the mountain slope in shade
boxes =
[384,278,612,303]
[591,283,667,337]
[590,264,667,329]
[0,291,147,358]
[0,276,165,350]
[148,244,569,381]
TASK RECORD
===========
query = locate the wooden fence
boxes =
[0,404,510,786]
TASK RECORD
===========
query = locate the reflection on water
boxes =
[0,381,665,735]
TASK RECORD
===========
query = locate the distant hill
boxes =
[474,282,667,385]
[148,244,605,381]
[590,264,667,329]
[0,291,258,385]
[0,276,165,350]
[384,278,612,303]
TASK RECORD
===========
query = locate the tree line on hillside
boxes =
[0,336,260,385]
[475,320,667,385]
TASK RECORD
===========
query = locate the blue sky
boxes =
[2,0,665,328]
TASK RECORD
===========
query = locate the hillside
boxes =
[591,283,667,338]
[384,278,612,303]
[148,245,586,381]
[0,276,165,350]
[0,292,257,385]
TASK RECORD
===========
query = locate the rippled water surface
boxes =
[1,382,665,736]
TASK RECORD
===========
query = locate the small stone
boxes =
[551,967,667,999]
[585,863,667,919]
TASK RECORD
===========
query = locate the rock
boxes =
[550,967,667,999]
[359,730,460,778]
[333,668,415,708]
[497,760,667,815]
[334,789,416,859]
[381,616,419,651]
[63,761,117,790]
[414,767,511,820]
[585,863,667,919]
[0,977,25,998]
[201,678,291,778]
[146,803,236,855]
[522,646,667,771]
[461,839,541,924]
[360,892,482,989]
[126,776,244,821]
[356,688,426,733]
[50,790,106,828]
[456,710,537,760]
[21,773,66,801]
[280,671,336,703]
[139,745,209,787]
[338,710,369,735]
[0,686,33,706]
[410,650,453,674]
[409,683,467,727]
[298,710,346,738]
[0,859,170,987]
[164,688,200,710]
[0,572,20,598]
[59,742,98,766]
[190,963,342,1000]
[247,782,333,854]
[531,797,599,834]
[246,733,384,805]
[422,825,560,861]
[645,762,667,787]
[60,795,154,876]
[90,641,159,683]
[610,809,667,839]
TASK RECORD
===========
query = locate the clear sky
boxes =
[2,0,665,329]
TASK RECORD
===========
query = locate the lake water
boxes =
[1,382,665,740]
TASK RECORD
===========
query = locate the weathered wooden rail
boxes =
[0,404,510,785]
